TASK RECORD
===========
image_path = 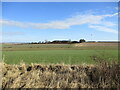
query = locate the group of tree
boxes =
[29,39,86,44]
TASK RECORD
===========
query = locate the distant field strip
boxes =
[2,43,118,51]
[74,42,118,46]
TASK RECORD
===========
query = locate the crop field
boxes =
[1,42,119,64]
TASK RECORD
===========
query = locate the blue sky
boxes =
[1,2,118,42]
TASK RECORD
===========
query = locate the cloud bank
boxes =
[89,25,118,34]
[0,12,118,33]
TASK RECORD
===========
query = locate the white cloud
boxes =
[102,21,117,27]
[89,25,118,34]
[102,12,118,17]
[0,20,28,28]
[0,12,118,33]
[0,15,104,29]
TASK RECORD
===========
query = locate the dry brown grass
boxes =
[74,42,119,47]
[2,62,120,88]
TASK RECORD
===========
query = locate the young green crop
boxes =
[3,50,118,64]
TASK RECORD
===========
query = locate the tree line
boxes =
[29,39,86,44]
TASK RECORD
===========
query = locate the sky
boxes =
[1,2,118,42]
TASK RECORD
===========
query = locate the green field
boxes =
[3,50,118,64]
[2,43,118,64]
